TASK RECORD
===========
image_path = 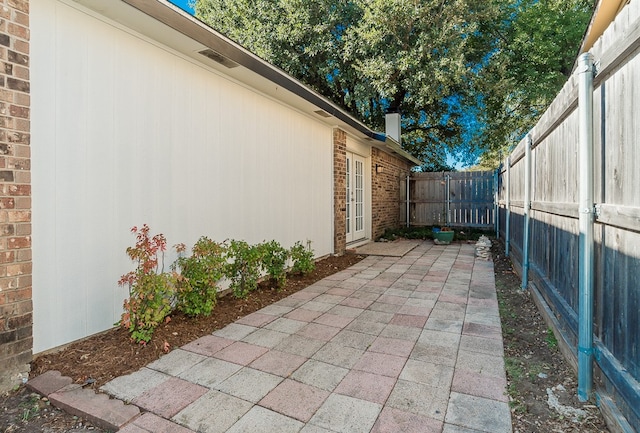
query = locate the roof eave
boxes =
[378,135,423,166]
[579,0,630,54]
[119,0,385,142]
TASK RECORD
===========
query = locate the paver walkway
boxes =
[100,241,512,432]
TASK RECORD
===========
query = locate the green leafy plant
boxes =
[545,327,558,349]
[290,240,315,275]
[20,393,40,421]
[118,224,176,344]
[224,239,263,298]
[172,237,226,317]
[259,240,289,289]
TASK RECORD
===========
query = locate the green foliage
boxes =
[118,226,317,337]
[172,237,226,317]
[504,357,527,413]
[378,227,434,241]
[259,240,289,289]
[195,0,502,168]
[118,225,176,344]
[545,327,558,349]
[20,393,41,421]
[224,239,263,298]
[197,0,594,170]
[378,226,493,242]
[475,0,594,168]
[289,240,315,275]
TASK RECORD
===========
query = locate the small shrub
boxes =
[172,237,226,317]
[225,239,263,298]
[118,225,176,344]
[259,240,289,289]
[290,240,315,275]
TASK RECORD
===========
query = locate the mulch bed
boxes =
[30,253,365,390]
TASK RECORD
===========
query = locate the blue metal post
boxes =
[494,169,499,238]
[505,156,511,257]
[521,135,531,290]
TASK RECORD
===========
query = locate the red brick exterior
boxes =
[0,0,32,392]
[334,130,414,252]
[333,129,347,255]
[371,147,412,240]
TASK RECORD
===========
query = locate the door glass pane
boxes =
[355,160,364,232]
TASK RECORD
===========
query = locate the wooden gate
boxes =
[407,171,496,228]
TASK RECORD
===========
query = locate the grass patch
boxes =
[528,362,551,381]
[505,357,527,414]
[19,394,40,422]
[545,327,558,349]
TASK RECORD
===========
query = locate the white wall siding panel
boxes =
[31,0,334,352]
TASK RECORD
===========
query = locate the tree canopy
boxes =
[474,0,594,169]
[195,0,593,170]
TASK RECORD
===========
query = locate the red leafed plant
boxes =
[118,224,176,344]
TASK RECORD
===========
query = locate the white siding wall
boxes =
[31,0,334,352]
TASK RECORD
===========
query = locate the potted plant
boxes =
[432,226,454,244]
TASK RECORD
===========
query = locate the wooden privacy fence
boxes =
[497,3,640,430]
[403,171,496,228]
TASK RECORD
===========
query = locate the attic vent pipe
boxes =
[198,49,239,68]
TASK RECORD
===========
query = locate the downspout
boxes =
[521,134,532,290]
[577,52,595,402]
[505,156,511,257]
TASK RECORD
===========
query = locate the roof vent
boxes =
[198,49,239,68]
[314,110,332,118]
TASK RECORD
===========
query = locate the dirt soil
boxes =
[1,243,612,432]
[492,239,609,433]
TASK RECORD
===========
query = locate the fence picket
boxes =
[407,171,495,228]
[495,3,640,427]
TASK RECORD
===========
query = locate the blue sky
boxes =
[169,0,194,14]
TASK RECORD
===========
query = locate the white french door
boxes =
[346,153,365,243]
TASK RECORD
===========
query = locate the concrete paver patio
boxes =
[70,241,513,432]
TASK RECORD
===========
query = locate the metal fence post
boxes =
[445,174,451,226]
[521,135,532,290]
[494,169,499,238]
[406,174,410,228]
[577,52,595,402]
[505,156,511,257]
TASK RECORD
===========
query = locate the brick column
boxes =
[371,147,412,240]
[0,0,32,392]
[333,129,346,255]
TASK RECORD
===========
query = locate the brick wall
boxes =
[333,129,347,255]
[371,147,412,240]
[0,0,32,393]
